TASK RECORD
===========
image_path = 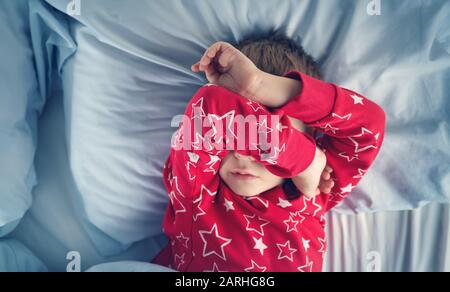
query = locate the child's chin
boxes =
[233,187,261,198]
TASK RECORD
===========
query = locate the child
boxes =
[152,35,386,272]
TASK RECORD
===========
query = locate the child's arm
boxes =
[191,41,385,207]
[165,85,322,201]
[197,85,318,175]
[255,72,387,211]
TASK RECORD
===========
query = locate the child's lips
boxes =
[230,169,259,180]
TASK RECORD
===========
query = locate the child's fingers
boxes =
[321,171,331,180]
[191,62,200,72]
[325,165,333,173]
[319,179,334,192]
[204,63,220,83]
[200,42,236,72]
[322,187,332,194]
[199,42,223,69]
[216,45,237,69]
[319,183,333,194]
[303,190,319,199]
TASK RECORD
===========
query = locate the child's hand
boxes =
[319,165,335,194]
[291,147,334,199]
[191,41,261,98]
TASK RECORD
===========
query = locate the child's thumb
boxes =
[191,62,200,72]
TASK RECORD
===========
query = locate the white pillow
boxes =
[0,0,42,237]
[0,240,47,272]
[48,0,450,252]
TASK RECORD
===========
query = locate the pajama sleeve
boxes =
[164,84,319,201]
[279,72,387,211]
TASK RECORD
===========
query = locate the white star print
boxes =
[206,110,237,143]
[200,184,217,197]
[350,94,364,105]
[329,191,347,204]
[193,194,206,222]
[311,197,322,217]
[283,215,299,233]
[187,152,199,163]
[260,143,286,164]
[302,196,322,217]
[276,240,297,262]
[191,97,205,119]
[290,211,306,224]
[276,122,289,132]
[176,232,190,249]
[198,223,232,261]
[246,100,264,113]
[257,118,274,136]
[245,260,267,272]
[192,132,206,151]
[204,262,226,272]
[299,197,309,213]
[171,127,184,148]
[277,197,292,208]
[223,198,235,212]
[245,196,269,208]
[348,127,379,153]
[253,237,268,256]
[297,257,314,272]
[338,151,360,162]
[318,237,326,254]
[244,214,271,236]
[332,113,352,121]
[250,142,271,163]
[170,176,184,198]
[320,123,339,134]
[174,253,186,270]
[185,161,196,180]
[353,168,368,179]
[302,238,310,252]
[340,183,355,194]
[168,191,186,215]
[203,154,221,175]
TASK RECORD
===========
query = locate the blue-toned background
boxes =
[0,0,449,271]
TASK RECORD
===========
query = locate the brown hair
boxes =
[236,30,322,200]
[236,29,322,79]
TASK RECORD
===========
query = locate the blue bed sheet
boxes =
[0,0,449,271]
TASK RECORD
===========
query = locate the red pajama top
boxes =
[152,72,386,272]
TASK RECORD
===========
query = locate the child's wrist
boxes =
[295,147,326,178]
[239,68,264,100]
[245,71,303,108]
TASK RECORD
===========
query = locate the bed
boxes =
[0,0,449,272]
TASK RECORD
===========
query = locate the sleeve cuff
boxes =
[288,130,317,176]
[279,71,336,124]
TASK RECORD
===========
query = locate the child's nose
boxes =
[233,151,256,162]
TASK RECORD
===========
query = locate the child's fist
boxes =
[191,41,261,98]
[291,147,333,199]
[318,165,335,194]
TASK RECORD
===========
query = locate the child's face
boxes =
[219,151,284,197]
